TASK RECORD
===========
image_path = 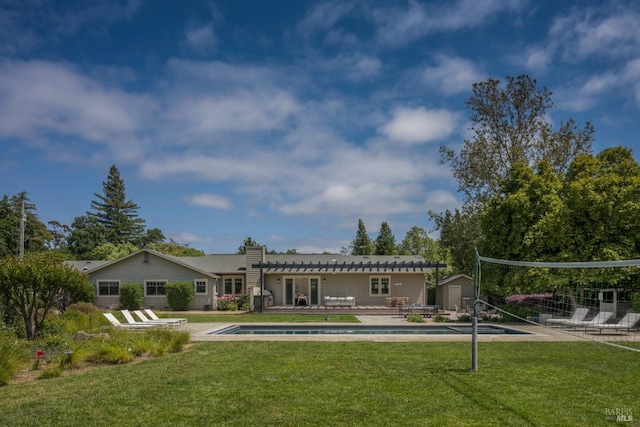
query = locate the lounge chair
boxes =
[134,310,185,327]
[121,310,168,328]
[587,312,640,334]
[145,309,187,324]
[103,313,156,329]
[563,311,614,330]
[545,307,589,326]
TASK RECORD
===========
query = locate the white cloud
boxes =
[422,55,484,94]
[186,193,233,210]
[549,5,640,61]
[0,59,154,161]
[380,107,458,144]
[372,0,524,47]
[170,231,212,244]
[185,23,217,54]
[522,47,553,72]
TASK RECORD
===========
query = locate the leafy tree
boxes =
[237,237,260,254]
[47,220,71,250]
[350,219,373,255]
[67,214,107,259]
[147,239,205,257]
[397,226,452,278]
[139,227,166,247]
[90,242,139,260]
[374,221,397,255]
[430,208,480,275]
[0,253,94,340]
[0,192,50,257]
[88,165,146,245]
[440,74,593,206]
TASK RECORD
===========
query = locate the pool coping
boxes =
[188,316,586,342]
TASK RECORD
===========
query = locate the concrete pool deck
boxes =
[187,315,588,342]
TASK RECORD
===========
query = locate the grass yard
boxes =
[158,312,361,323]
[0,341,638,426]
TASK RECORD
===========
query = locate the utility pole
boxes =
[19,200,25,260]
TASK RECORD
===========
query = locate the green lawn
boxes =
[1,341,638,426]
[158,312,361,323]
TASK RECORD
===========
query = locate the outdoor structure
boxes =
[68,246,446,311]
[435,274,474,311]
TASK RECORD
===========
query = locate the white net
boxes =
[475,253,640,351]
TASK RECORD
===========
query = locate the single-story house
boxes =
[435,274,475,311]
[67,246,446,310]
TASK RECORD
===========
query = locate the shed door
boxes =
[449,285,461,311]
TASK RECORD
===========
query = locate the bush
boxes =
[433,314,452,323]
[217,294,240,311]
[632,293,640,313]
[0,327,28,385]
[499,304,540,322]
[166,282,194,311]
[406,314,425,323]
[457,314,471,322]
[120,283,143,310]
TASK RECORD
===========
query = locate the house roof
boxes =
[436,274,473,286]
[67,250,444,276]
[254,254,446,273]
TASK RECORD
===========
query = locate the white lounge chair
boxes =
[563,311,614,330]
[103,313,156,329]
[545,307,589,326]
[134,310,185,327]
[144,309,187,324]
[121,310,168,328]
[587,312,640,334]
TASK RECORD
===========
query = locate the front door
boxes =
[309,277,320,305]
[449,285,461,311]
[284,277,294,305]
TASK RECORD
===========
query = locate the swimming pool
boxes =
[209,324,531,335]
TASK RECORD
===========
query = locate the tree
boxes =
[397,226,452,277]
[0,192,50,257]
[440,74,593,206]
[67,214,107,259]
[0,253,94,340]
[147,239,205,257]
[237,237,260,254]
[89,242,139,260]
[430,208,480,275]
[350,219,373,255]
[374,221,397,255]
[139,228,165,247]
[88,165,146,245]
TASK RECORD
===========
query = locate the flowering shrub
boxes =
[217,294,240,311]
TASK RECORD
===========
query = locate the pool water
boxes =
[209,324,531,335]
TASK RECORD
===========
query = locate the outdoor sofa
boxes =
[323,296,355,307]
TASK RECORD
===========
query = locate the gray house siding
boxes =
[88,251,215,310]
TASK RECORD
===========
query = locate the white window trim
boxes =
[223,276,245,295]
[144,279,168,297]
[97,280,120,296]
[369,275,391,296]
[194,279,208,295]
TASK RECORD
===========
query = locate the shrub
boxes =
[217,294,240,311]
[499,304,540,322]
[433,314,452,323]
[406,314,425,323]
[632,293,640,313]
[0,327,28,385]
[120,283,143,310]
[166,282,195,311]
[238,293,251,311]
[457,314,471,322]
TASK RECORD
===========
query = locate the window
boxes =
[224,277,244,295]
[370,276,390,296]
[97,280,119,296]
[145,280,167,296]
[194,279,207,295]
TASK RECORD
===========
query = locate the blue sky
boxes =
[1,0,640,254]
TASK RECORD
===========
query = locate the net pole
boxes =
[472,248,479,372]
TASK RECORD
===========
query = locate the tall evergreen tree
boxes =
[351,219,373,255]
[374,221,397,255]
[88,165,146,245]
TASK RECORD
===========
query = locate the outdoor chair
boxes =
[563,311,614,330]
[145,309,187,324]
[545,307,590,327]
[103,313,156,329]
[134,310,185,327]
[586,312,640,334]
[120,310,165,327]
